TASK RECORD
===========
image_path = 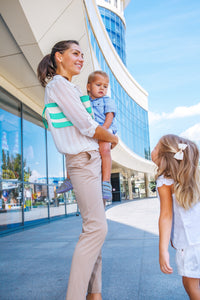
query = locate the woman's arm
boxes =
[50,78,99,137]
[49,78,118,147]
[93,125,118,149]
[158,184,173,274]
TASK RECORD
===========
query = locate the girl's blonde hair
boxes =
[156,134,200,209]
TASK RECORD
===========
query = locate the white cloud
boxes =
[180,123,200,143]
[148,111,167,124]
[149,102,200,124]
[25,146,34,160]
[29,170,42,182]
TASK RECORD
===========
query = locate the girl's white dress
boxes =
[157,175,200,278]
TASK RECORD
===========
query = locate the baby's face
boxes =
[87,75,109,99]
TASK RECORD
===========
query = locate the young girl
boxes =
[151,134,200,299]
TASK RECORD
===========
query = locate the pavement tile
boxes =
[0,198,188,300]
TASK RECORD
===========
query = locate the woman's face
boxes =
[57,43,84,80]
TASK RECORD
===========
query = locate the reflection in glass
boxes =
[23,105,46,183]
[47,131,77,215]
[0,181,23,231]
[0,89,21,180]
[24,183,48,222]
[0,88,79,233]
[47,131,64,180]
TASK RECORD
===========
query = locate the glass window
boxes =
[105,16,110,29]
[24,183,48,222]
[23,105,46,183]
[47,131,64,179]
[98,6,126,64]
[0,88,21,180]
[111,19,115,31]
[0,181,23,231]
[116,22,120,33]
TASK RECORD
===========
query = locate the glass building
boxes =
[0,0,155,233]
[98,6,126,64]
[0,87,77,232]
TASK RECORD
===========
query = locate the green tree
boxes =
[1,150,32,181]
[2,150,7,170]
[6,151,12,170]
[13,154,22,180]
[149,180,156,193]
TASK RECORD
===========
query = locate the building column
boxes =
[144,173,150,198]
[127,171,133,200]
[122,180,126,199]
[117,0,121,10]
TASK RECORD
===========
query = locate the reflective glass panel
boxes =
[23,105,46,183]
[0,88,21,180]
[24,183,48,222]
[0,181,23,231]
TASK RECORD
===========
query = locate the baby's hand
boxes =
[159,250,173,274]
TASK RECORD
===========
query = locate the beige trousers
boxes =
[65,150,107,300]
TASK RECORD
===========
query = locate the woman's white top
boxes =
[44,75,99,155]
[157,175,200,249]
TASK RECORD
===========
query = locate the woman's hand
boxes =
[93,126,118,147]
[111,135,118,149]
[159,250,173,274]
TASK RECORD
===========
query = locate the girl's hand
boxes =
[159,250,173,274]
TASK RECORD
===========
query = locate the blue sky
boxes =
[124,0,200,150]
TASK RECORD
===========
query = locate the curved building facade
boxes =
[0,0,155,233]
[98,5,126,64]
[87,17,150,159]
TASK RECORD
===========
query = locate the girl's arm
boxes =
[158,184,173,274]
[102,112,114,129]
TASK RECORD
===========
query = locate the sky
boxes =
[124,0,200,150]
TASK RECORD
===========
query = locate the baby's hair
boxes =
[87,70,109,84]
[156,134,200,209]
[37,40,79,87]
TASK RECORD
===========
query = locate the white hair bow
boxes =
[174,143,187,160]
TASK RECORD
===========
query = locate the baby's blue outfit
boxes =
[90,96,117,134]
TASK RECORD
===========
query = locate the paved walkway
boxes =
[0,198,188,300]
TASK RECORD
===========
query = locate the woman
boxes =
[37,40,118,300]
